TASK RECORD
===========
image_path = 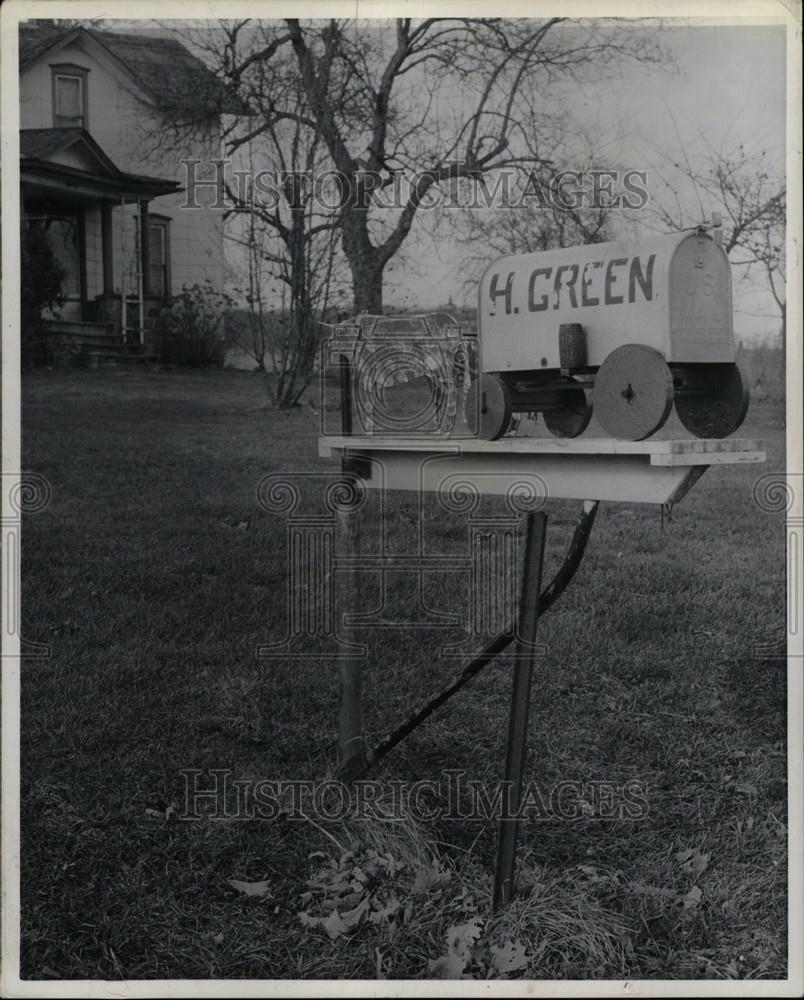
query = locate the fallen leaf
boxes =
[490,939,528,974]
[446,920,482,962]
[368,897,402,924]
[340,896,370,930]
[322,910,350,940]
[677,848,710,875]
[143,799,175,820]
[427,952,466,979]
[228,878,271,898]
[684,885,703,910]
[412,862,447,893]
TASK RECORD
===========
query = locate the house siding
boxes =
[20,34,225,299]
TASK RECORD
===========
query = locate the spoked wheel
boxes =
[465,372,512,440]
[544,386,593,438]
[674,362,750,438]
[594,344,674,441]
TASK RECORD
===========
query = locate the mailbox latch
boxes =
[694,228,706,268]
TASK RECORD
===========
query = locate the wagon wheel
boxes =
[543,386,592,438]
[466,373,512,440]
[675,362,750,439]
[594,344,674,441]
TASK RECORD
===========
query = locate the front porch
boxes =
[21,128,181,365]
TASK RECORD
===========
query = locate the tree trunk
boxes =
[341,203,384,315]
[351,263,383,315]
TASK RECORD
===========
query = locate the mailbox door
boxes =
[668,233,734,363]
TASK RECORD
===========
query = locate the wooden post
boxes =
[137,200,149,345]
[101,201,114,295]
[120,196,127,341]
[139,200,151,297]
[493,511,547,910]
[337,502,365,773]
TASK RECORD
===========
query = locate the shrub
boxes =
[153,282,232,367]
[21,221,65,367]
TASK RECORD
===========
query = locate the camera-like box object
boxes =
[323,312,478,438]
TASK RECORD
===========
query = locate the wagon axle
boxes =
[470,224,750,443]
[466,345,749,442]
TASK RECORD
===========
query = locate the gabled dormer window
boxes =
[51,64,89,128]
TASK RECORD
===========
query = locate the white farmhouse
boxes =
[19,20,237,362]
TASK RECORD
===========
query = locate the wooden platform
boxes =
[319,435,766,505]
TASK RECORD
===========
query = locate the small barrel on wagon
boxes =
[470,221,749,441]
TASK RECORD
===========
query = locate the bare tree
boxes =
[282,18,666,313]
[452,151,616,296]
[144,21,348,406]
[225,112,348,407]
[154,18,665,315]
[651,139,786,337]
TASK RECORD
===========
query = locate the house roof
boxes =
[21,127,182,200]
[20,127,114,173]
[19,21,248,117]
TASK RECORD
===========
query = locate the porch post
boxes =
[120,196,127,340]
[101,201,114,294]
[138,200,150,346]
[139,200,150,297]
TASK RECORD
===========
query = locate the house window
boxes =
[51,65,89,128]
[148,218,171,299]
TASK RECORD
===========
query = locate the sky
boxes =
[400,23,787,342]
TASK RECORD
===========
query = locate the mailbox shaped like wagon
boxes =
[471,226,749,441]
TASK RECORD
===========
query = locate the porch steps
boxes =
[82,344,159,368]
[46,319,116,338]
[45,319,159,368]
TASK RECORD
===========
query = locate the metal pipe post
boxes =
[337,503,364,771]
[493,510,547,910]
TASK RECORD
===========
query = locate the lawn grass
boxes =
[20,367,787,980]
